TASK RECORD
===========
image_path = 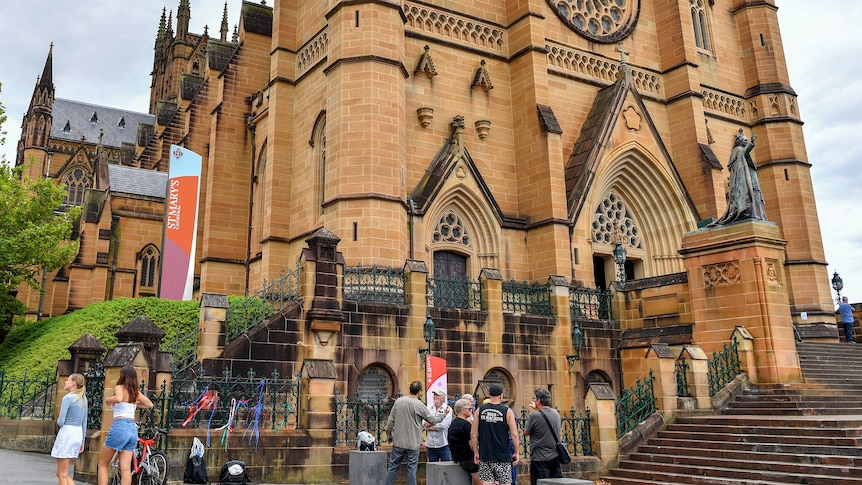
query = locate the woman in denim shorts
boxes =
[97,366,153,485]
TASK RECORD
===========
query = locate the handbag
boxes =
[538,408,572,465]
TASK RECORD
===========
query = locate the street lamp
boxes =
[419,314,436,363]
[832,271,844,304]
[566,322,585,369]
[613,241,627,285]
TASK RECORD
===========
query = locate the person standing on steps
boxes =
[837,296,856,343]
[424,388,453,462]
[524,388,563,485]
[470,384,519,485]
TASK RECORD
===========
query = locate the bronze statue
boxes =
[709,129,767,226]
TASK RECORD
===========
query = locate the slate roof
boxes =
[108,164,168,199]
[51,98,154,148]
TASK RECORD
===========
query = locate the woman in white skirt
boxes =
[52,373,88,485]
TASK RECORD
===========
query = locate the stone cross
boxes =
[615,42,629,64]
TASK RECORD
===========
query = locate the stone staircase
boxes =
[603,342,862,484]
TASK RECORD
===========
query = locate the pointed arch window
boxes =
[433,211,470,246]
[592,192,642,249]
[691,0,712,51]
[138,245,160,294]
[310,111,327,215]
[61,167,91,206]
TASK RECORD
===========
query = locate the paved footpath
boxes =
[0,448,86,484]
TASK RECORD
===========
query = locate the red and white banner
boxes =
[425,355,448,402]
[159,145,202,300]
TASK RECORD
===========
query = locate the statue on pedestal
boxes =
[709,129,767,226]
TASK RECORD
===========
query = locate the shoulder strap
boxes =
[538,408,561,444]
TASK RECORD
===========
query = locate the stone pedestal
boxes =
[349,450,387,485]
[537,479,594,484]
[426,461,472,485]
[681,221,802,384]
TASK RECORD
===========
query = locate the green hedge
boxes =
[0,298,199,379]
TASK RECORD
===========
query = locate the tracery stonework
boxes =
[547,0,641,43]
[703,262,741,288]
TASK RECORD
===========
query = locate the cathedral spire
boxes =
[220,2,229,41]
[177,0,190,39]
[39,43,54,89]
[156,8,166,44]
[167,10,174,39]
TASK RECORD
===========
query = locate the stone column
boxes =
[197,293,228,361]
[404,260,429,376]
[480,268,503,353]
[681,221,802,384]
[645,343,677,414]
[681,345,711,410]
[585,383,617,466]
[732,326,757,383]
[299,358,338,431]
[303,228,345,359]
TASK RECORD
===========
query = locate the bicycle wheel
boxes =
[137,451,169,485]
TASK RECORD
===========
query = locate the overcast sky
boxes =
[0,1,859,304]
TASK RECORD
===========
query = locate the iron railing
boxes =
[84,362,106,429]
[675,354,690,398]
[428,275,482,310]
[140,366,302,440]
[569,287,613,321]
[334,390,398,446]
[616,370,656,437]
[0,367,56,420]
[708,337,741,396]
[343,265,406,304]
[516,407,592,456]
[167,325,200,375]
[502,280,553,316]
[226,264,302,343]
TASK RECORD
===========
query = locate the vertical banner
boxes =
[159,145,202,300]
[425,355,448,403]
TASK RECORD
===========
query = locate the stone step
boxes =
[643,438,862,458]
[611,458,862,484]
[603,477,790,485]
[658,429,862,447]
[631,446,862,468]
[673,415,862,429]
[734,393,862,402]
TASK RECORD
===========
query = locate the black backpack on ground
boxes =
[183,455,209,484]
[219,460,251,484]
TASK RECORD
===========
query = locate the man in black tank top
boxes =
[469,384,519,484]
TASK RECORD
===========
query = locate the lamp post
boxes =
[566,322,585,369]
[418,314,436,365]
[832,271,844,305]
[613,241,627,285]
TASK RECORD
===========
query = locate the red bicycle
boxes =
[109,426,170,485]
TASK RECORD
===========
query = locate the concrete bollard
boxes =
[537,479,594,485]
[349,450,387,485]
[426,461,472,485]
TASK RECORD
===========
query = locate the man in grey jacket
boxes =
[385,380,446,485]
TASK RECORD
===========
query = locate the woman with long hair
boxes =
[52,373,88,485]
[97,366,153,485]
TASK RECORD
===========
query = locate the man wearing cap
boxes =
[424,388,453,462]
[470,384,519,485]
[385,380,446,485]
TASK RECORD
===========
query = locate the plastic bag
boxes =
[190,436,205,458]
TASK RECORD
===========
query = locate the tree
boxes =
[0,83,80,340]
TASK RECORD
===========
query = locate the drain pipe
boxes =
[407,197,415,260]
[245,115,257,297]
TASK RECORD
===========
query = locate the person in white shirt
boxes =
[424,388,453,461]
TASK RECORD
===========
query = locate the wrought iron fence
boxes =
[708,337,741,396]
[569,287,613,321]
[227,264,302,343]
[167,325,200,375]
[334,390,398,446]
[84,362,106,429]
[675,354,690,398]
[616,370,656,437]
[343,265,406,304]
[516,407,592,457]
[141,366,302,439]
[428,275,482,310]
[0,367,56,420]
[502,280,553,316]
